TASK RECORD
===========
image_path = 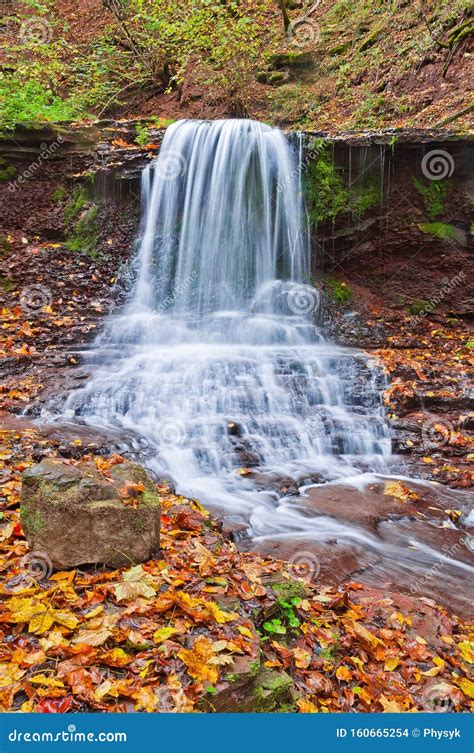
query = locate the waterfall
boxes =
[64,119,391,531]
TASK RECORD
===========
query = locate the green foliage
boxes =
[64,186,100,257]
[419,222,456,240]
[52,186,67,202]
[326,276,353,305]
[263,618,287,635]
[304,143,349,224]
[263,594,303,635]
[0,78,83,132]
[135,123,151,147]
[277,597,301,630]
[351,174,381,214]
[64,187,88,224]
[413,177,450,219]
[0,158,16,182]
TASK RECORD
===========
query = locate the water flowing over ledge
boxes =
[63,119,392,534]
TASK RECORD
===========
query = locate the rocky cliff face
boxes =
[2,122,471,323]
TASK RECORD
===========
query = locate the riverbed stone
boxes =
[20,456,160,569]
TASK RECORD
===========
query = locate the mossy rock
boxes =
[253,669,296,712]
[199,654,297,712]
[20,457,160,569]
[268,52,314,70]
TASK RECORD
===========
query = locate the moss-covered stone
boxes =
[253,669,296,712]
[20,457,160,569]
[269,578,307,602]
[267,52,314,70]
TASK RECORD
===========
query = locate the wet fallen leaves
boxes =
[0,429,472,714]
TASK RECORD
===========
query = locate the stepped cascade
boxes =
[64,119,392,537]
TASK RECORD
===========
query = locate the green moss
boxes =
[65,204,100,258]
[253,669,295,712]
[413,177,450,219]
[52,186,67,202]
[270,579,307,602]
[419,222,456,240]
[409,299,431,315]
[304,142,349,224]
[326,276,353,305]
[0,158,16,181]
[351,174,381,214]
[20,506,45,536]
[64,186,88,224]
[1,276,13,292]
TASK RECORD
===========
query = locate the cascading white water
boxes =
[64,119,392,532]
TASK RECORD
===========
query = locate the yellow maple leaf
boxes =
[178,636,218,684]
[29,674,64,688]
[297,698,318,713]
[379,694,403,712]
[458,641,474,664]
[383,481,419,503]
[336,665,352,681]
[455,677,474,699]
[153,627,177,644]
[237,626,253,640]
[384,657,400,671]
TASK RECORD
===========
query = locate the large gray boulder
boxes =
[20,456,160,569]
